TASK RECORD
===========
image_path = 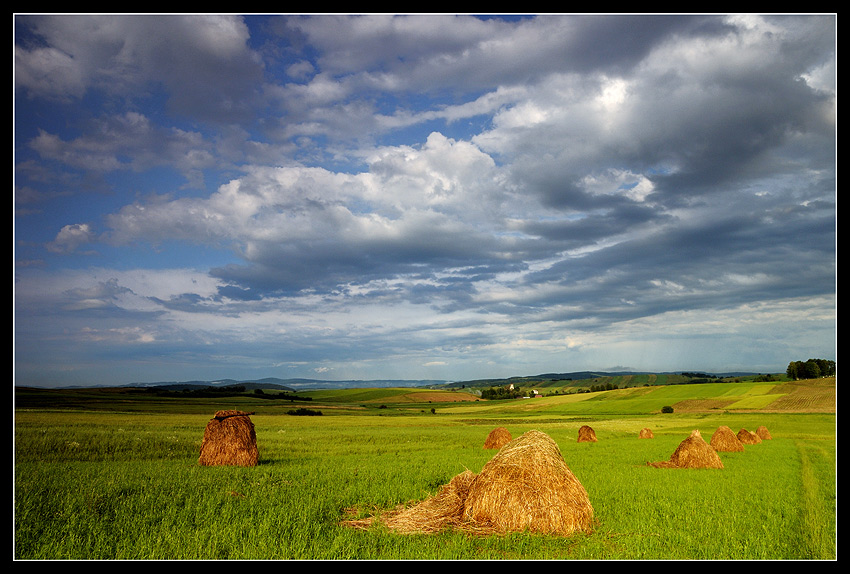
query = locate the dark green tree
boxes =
[787,358,835,380]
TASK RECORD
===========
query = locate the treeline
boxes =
[786,358,836,380]
[587,382,618,393]
[286,408,322,416]
[252,389,312,401]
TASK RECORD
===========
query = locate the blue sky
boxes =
[14,14,836,387]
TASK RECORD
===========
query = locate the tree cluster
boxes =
[254,389,312,401]
[481,386,525,400]
[786,358,836,380]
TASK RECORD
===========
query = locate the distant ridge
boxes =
[26,371,766,390]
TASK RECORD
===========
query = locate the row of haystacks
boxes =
[346,430,594,537]
[709,425,772,451]
[649,424,772,469]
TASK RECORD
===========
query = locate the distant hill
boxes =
[121,377,449,391]
[142,380,296,392]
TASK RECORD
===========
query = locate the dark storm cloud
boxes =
[516,203,834,324]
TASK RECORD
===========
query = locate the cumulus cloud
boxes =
[46,223,96,254]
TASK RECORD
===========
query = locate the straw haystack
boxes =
[346,430,594,537]
[737,428,762,445]
[483,427,512,449]
[649,429,724,469]
[198,410,259,467]
[462,430,594,536]
[710,425,744,452]
[577,425,598,443]
[756,426,772,440]
[639,428,654,439]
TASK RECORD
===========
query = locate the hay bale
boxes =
[461,430,594,536]
[577,425,598,443]
[737,428,762,444]
[710,425,745,452]
[755,425,772,440]
[649,429,724,469]
[483,427,512,449]
[198,410,259,467]
[639,428,654,439]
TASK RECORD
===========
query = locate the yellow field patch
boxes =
[725,394,786,409]
[369,390,481,403]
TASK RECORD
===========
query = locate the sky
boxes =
[14,14,836,387]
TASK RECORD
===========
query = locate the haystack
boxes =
[649,429,724,469]
[639,428,654,439]
[737,428,762,445]
[483,427,512,449]
[577,425,598,443]
[346,430,594,537]
[756,425,772,440]
[198,410,259,467]
[710,425,744,452]
[462,430,594,536]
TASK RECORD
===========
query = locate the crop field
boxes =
[14,378,836,560]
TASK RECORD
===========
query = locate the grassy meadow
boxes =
[14,377,836,560]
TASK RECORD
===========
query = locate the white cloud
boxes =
[46,223,96,254]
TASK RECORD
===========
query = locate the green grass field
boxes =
[14,378,836,560]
